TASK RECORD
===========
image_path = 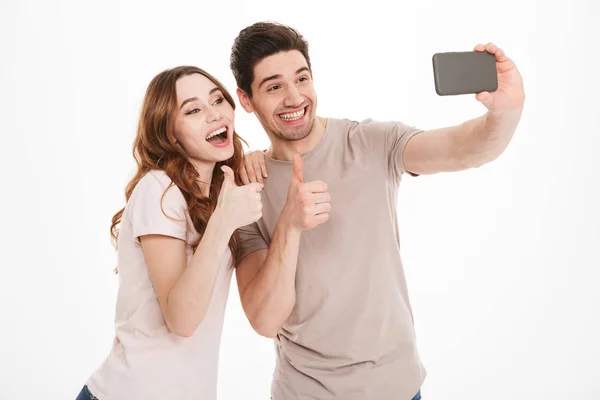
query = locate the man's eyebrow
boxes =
[258,74,282,89]
[258,68,310,89]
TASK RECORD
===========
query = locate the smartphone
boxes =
[432,51,498,96]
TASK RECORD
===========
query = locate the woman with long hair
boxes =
[76,66,267,400]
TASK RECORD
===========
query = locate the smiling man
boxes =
[229,22,525,400]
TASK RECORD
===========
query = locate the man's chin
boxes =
[275,118,314,141]
[276,127,312,142]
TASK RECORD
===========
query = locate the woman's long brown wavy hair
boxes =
[110,66,247,270]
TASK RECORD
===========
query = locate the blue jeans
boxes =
[78,384,420,399]
[76,386,98,400]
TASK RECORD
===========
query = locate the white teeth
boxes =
[206,127,227,140]
[280,109,305,121]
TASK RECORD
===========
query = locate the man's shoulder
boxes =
[326,117,390,134]
[326,116,370,128]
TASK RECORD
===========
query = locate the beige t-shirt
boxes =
[237,118,427,400]
[86,170,233,400]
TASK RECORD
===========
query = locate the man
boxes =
[230,22,525,399]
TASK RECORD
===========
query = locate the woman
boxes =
[76,66,267,400]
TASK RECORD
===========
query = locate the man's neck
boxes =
[267,116,327,161]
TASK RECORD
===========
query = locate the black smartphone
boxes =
[432,51,498,96]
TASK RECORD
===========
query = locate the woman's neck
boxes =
[191,159,215,197]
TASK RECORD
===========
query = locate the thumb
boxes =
[292,154,303,183]
[246,182,264,193]
[220,165,237,190]
[476,91,495,109]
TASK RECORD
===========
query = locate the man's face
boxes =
[238,50,317,142]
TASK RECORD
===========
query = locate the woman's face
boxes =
[173,73,235,166]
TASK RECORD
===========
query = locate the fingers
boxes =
[259,154,268,179]
[485,42,498,54]
[240,151,268,184]
[285,166,330,230]
[474,42,498,53]
[244,157,258,184]
[292,154,303,183]
[251,159,264,184]
[299,188,331,228]
[303,209,330,229]
[240,151,265,185]
[301,180,328,193]
[492,47,508,62]
[239,165,250,185]
[307,202,332,215]
[485,42,509,63]
[312,213,329,225]
[301,204,330,230]
[311,192,331,204]
[252,150,268,179]
[475,42,509,63]
[299,190,329,209]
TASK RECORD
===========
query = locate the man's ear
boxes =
[236,88,254,113]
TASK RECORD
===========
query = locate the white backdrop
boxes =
[1,0,599,399]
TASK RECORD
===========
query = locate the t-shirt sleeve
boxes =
[128,172,188,242]
[236,222,269,263]
[352,119,424,183]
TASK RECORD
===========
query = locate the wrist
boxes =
[486,105,524,123]
[279,205,303,236]
[207,209,235,239]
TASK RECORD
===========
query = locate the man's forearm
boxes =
[240,210,301,337]
[455,107,524,168]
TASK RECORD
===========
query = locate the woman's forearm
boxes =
[166,212,232,336]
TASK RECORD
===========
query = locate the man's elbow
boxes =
[247,307,291,338]
[250,319,281,338]
[461,150,504,169]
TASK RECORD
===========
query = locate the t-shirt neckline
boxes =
[262,118,333,165]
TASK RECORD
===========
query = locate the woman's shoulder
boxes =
[121,170,192,245]
[133,170,180,195]
[128,170,186,208]
[137,169,175,189]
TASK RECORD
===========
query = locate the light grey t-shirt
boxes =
[237,117,426,399]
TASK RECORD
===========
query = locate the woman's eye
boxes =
[213,97,224,106]
[186,108,200,115]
